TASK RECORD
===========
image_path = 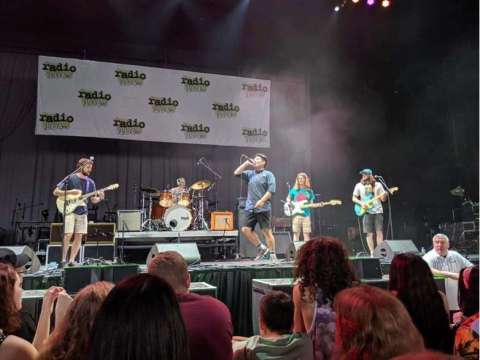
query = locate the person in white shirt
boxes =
[422,233,473,310]
[352,168,387,256]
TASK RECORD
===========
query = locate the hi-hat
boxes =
[141,186,159,193]
[190,180,212,190]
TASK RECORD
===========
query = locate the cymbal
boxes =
[190,180,212,191]
[141,186,159,193]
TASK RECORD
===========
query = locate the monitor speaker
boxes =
[63,266,102,294]
[373,240,419,263]
[46,245,82,264]
[286,241,305,261]
[0,246,41,273]
[146,243,201,265]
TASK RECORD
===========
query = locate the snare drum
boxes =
[159,190,173,208]
[163,205,192,232]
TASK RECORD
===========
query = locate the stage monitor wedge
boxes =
[373,240,419,263]
[146,243,201,266]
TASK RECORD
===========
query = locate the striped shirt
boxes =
[423,250,473,310]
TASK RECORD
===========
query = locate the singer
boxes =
[234,153,277,261]
[352,168,387,256]
[286,172,315,241]
[53,157,104,266]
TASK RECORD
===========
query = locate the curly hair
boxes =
[0,263,21,333]
[294,237,357,302]
[38,281,113,360]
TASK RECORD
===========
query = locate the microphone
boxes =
[241,154,255,164]
[286,181,291,187]
[197,157,204,166]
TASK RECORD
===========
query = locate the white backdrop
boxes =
[36,56,271,147]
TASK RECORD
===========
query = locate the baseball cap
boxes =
[0,248,31,269]
[359,168,373,175]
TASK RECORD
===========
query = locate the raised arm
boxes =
[233,160,253,176]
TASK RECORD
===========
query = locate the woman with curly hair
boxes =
[389,253,453,353]
[334,284,425,359]
[0,263,37,360]
[292,236,357,359]
[37,281,113,360]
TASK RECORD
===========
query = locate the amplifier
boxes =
[117,210,142,232]
[211,211,234,231]
[49,223,115,243]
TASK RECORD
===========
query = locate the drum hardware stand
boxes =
[141,192,155,231]
[192,190,209,230]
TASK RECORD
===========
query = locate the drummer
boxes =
[171,177,188,204]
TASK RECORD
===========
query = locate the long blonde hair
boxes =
[293,172,311,189]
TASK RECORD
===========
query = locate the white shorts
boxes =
[292,215,312,234]
[64,213,88,234]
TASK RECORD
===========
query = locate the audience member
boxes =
[37,281,113,360]
[334,284,425,359]
[423,233,473,310]
[389,253,453,353]
[0,263,37,360]
[233,291,313,360]
[0,248,36,342]
[292,236,357,359]
[89,273,189,360]
[148,250,233,360]
[453,265,479,359]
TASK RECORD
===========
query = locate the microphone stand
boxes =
[198,157,222,219]
[56,164,83,267]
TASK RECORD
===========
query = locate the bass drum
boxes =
[164,205,192,232]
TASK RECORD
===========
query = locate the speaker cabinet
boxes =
[63,266,102,294]
[274,232,292,259]
[50,223,116,243]
[350,257,382,279]
[117,210,142,232]
[373,240,419,263]
[0,246,41,273]
[146,243,201,265]
[286,241,305,261]
[102,264,139,284]
[83,244,115,261]
[46,245,82,264]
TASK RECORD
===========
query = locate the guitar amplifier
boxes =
[117,210,142,232]
[49,223,115,244]
[211,211,234,231]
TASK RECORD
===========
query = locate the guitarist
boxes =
[286,173,315,241]
[53,158,104,266]
[352,168,386,256]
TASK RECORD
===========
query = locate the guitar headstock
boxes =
[105,183,120,191]
[327,199,342,206]
[389,187,399,194]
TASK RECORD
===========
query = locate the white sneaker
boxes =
[255,247,270,261]
[270,253,278,263]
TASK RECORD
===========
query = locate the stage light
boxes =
[381,0,390,7]
[352,0,360,3]
[367,0,375,5]
[334,5,340,12]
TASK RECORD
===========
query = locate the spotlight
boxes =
[352,0,360,3]
[381,0,390,7]
[334,5,340,11]
[367,0,375,5]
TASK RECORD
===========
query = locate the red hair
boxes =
[0,263,21,333]
[38,281,113,360]
[334,285,424,360]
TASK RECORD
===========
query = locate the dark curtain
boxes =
[0,51,311,241]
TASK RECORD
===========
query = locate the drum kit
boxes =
[140,179,213,232]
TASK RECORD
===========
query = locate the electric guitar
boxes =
[56,183,119,215]
[284,199,342,217]
[354,187,399,217]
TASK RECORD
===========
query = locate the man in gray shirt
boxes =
[234,153,276,261]
[423,233,473,310]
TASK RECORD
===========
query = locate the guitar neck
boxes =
[80,187,108,201]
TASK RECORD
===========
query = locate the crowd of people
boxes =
[0,234,478,360]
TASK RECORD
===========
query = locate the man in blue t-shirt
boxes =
[286,173,315,242]
[53,158,104,266]
[234,153,276,261]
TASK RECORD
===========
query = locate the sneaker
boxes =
[255,247,270,261]
[269,253,278,263]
